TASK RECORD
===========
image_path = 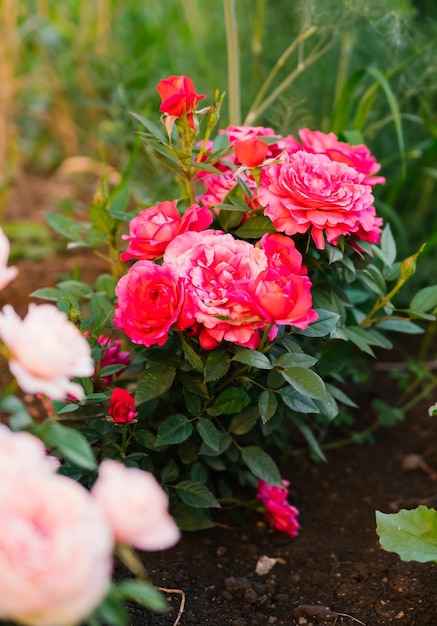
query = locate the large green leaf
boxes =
[197,418,221,452]
[376,507,437,563]
[281,367,328,402]
[410,286,437,314]
[204,348,231,382]
[32,421,97,470]
[295,309,340,338]
[258,390,277,424]
[135,366,176,405]
[116,580,167,612]
[241,446,282,486]
[174,480,220,508]
[45,212,85,242]
[234,215,275,238]
[207,387,251,416]
[171,502,214,530]
[232,349,272,370]
[155,414,192,447]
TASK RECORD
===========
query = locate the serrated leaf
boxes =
[116,580,167,612]
[232,350,272,370]
[296,309,340,337]
[380,223,397,266]
[32,422,97,470]
[207,387,251,416]
[155,414,192,447]
[281,367,328,402]
[229,410,258,434]
[135,366,176,405]
[197,418,221,452]
[241,446,282,486]
[376,506,437,563]
[174,480,220,508]
[204,348,231,382]
[181,335,204,373]
[275,352,317,369]
[258,390,277,423]
[234,216,275,238]
[279,386,319,414]
[410,285,437,314]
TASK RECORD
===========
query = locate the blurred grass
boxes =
[1,0,437,296]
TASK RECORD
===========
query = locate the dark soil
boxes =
[3,174,437,626]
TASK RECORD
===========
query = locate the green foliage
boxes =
[376,506,437,562]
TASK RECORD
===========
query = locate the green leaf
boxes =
[232,350,272,370]
[410,286,437,314]
[275,352,317,369]
[45,212,84,241]
[342,326,377,356]
[30,287,61,301]
[207,387,251,416]
[376,506,437,563]
[379,223,397,267]
[281,367,328,402]
[57,280,93,299]
[135,366,176,405]
[32,421,97,470]
[171,502,214,530]
[0,396,33,429]
[234,215,275,239]
[94,585,128,626]
[174,480,220,508]
[181,335,204,373]
[241,446,282,486]
[296,309,340,337]
[155,414,192,447]
[204,348,231,382]
[94,274,117,300]
[279,386,319,414]
[197,418,221,452]
[291,415,326,462]
[258,390,277,424]
[116,580,167,612]
[376,320,424,334]
[130,111,167,143]
[229,410,258,435]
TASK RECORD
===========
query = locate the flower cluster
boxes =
[0,425,179,626]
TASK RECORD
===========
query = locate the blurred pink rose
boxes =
[164,230,269,349]
[121,200,212,262]
[256,479,300,537]
[0,472,113,626]
[0,304,94,400]
[108,387,136,424]
[95,335,130,384]
[0,227,18,291]
[114,260,183,347]
[297,129,386,186]
[0,423,58,478]
[259,151,376,249]
[92,460,180,551]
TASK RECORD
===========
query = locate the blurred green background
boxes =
[1,0,437,295]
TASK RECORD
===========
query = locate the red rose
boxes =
[108,388,136,424]
[235,137,268,167]
[156,75,205,118]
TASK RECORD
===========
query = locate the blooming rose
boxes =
[0,423,58,479]
[0,227,18,291]
[0,304,94,400]
[114,260,182,347]
[108,387,136,424]
[256,479,300,537]
[235,137,268,167]
[298,128,386,186]
[0,472,113,626]
[157,75,205,118]
[92,460,180,551]
[258,150,376,249]
[164,230,269,349]
[121,200,212,261]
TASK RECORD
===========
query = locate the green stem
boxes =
[223,0,240,125]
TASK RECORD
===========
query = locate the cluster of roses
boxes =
[115,75,384,352]
[0,425,179,626]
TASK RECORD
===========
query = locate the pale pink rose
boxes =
[298,128,386,186]
[114,260,183,347]
[196,170,259,212]
[0,227,18,291]
[121,200,212,262]
[0,423,58,478]
[0,304,94,400]
[258,151,376,249]
[164,230,269,349]
[0,472,113,626]
[256,479,300,537]
[92,460,180,551]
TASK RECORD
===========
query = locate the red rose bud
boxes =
[108,388,136,424]
[235,137,268,167]
[156,75,205,118]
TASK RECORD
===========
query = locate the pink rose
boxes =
[95,335,130,384]
[0,227,18,291]
[196,170,259,212]
[0,304,94,400]
[157,75,205,118]
[92,460,180,551]
[0,472,113,626]
[0,423,58,478]
[121,200,212,262]
[256,479,300,537]
[258,150,376,249]
[164,230,269,349]
[298,128,386,186]
[108,387,136,424]
[114,260,183,347]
